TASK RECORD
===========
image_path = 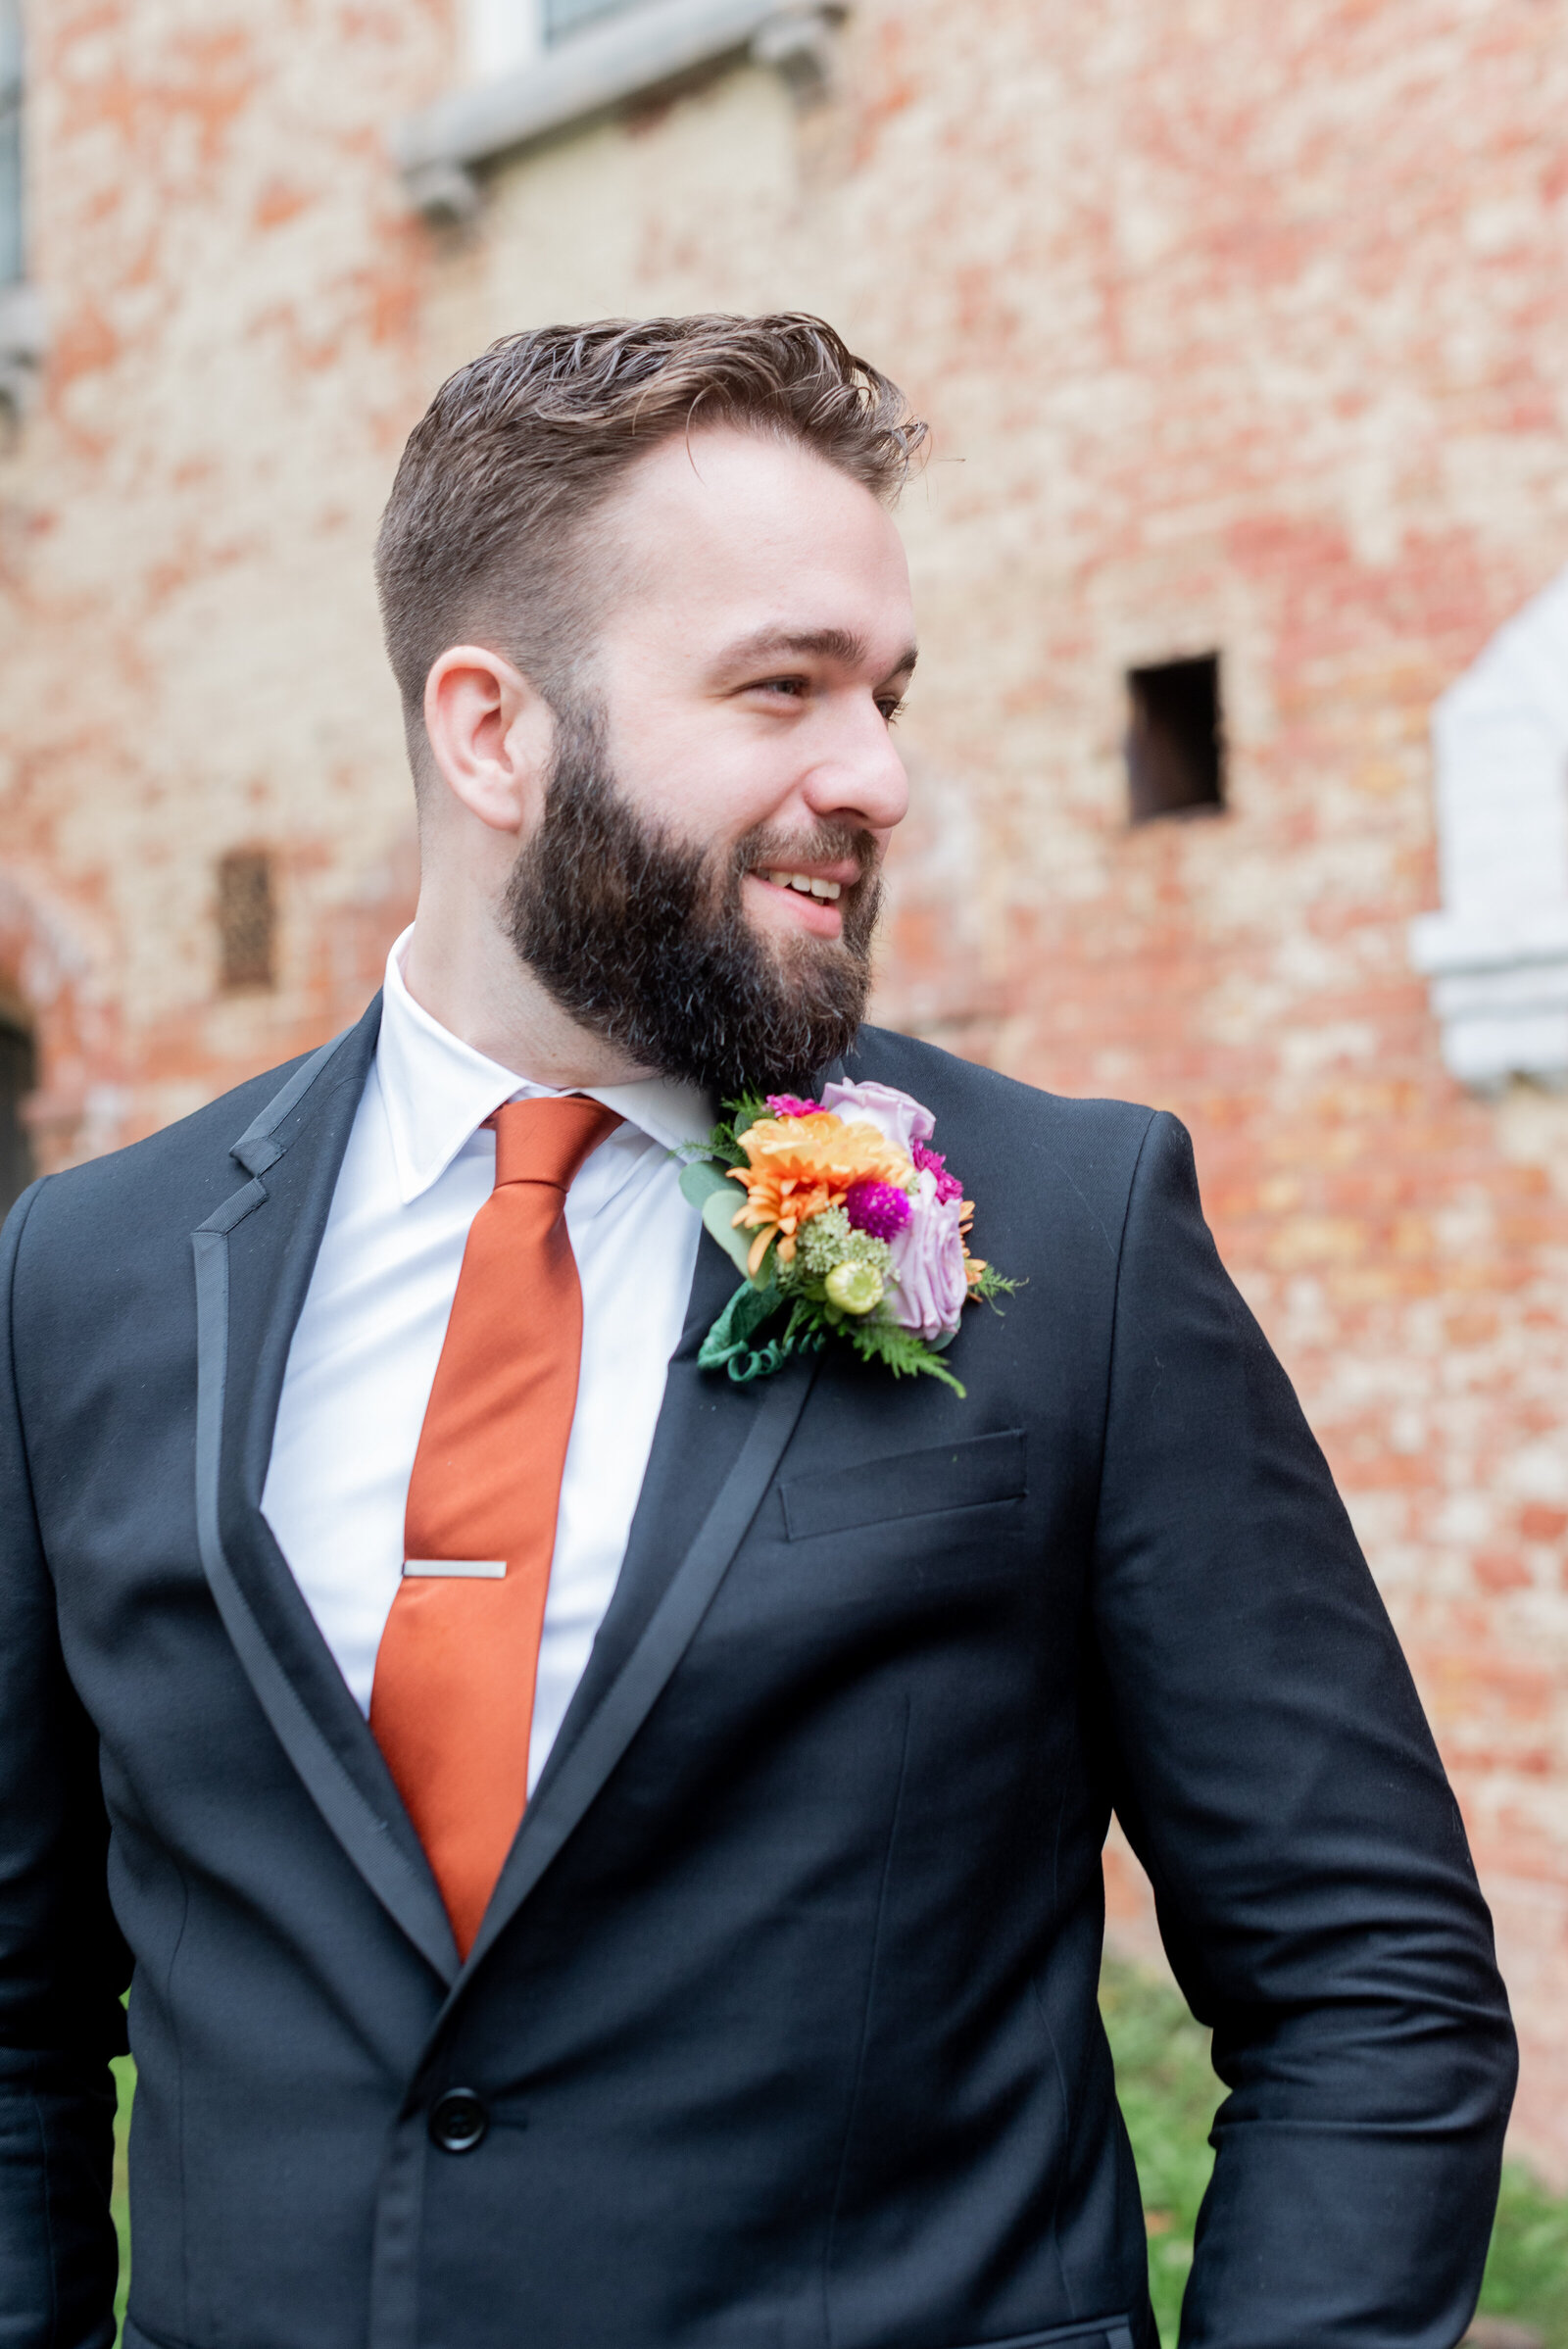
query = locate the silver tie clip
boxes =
[402,1558,507,1580]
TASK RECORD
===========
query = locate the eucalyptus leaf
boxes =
[701,1184,759,1279]
[678,1158,734,1211]
[681,1154,760,1278]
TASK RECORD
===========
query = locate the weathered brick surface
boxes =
[0,0,441,1150]
[3,0,1567,2173]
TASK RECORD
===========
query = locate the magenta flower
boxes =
[912,1141,964,1204]
[888,1171,969,1342]
[764,1093,821,1119]
[844,1180,912,1240]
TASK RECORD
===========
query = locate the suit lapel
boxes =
[191,998,462,1984]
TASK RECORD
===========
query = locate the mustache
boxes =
[729,818,877,889]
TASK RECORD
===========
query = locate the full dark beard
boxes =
[502,702,882,1096]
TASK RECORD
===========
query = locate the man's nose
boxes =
[801,702,910,834]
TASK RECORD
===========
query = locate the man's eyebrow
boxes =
[716,626,919,679]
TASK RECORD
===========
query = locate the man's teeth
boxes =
[765,870,842,901]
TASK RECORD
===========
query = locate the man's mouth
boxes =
[744,861,860,943]
[761,868,843,902]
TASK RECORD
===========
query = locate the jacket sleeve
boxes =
[1089,1113,1517,2349]
[0,1182,129,2349]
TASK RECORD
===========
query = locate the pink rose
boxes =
[887,1170,969,1341]
[818,1079,935,1161]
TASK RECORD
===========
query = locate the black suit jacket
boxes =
[0,1001,1515,2349]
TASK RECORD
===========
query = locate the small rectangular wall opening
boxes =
[218,849,276,991]
[1126,654,1224,823]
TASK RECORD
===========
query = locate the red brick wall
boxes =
[3,0,1566,2175]
[859,0,1568,2174]
[1,0,439,1157]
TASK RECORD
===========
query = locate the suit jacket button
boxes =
[429,2088,488,2153]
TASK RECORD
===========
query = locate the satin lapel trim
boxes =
[458,1344,820,1983]
[191,1017,461,1986]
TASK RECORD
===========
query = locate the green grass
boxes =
[1477,2170,1568,2347]
[1100,1956,1568,2346]
[112,2053,132,2341]
[1098,1957,1223,2335]
[106,1973,1568,2346]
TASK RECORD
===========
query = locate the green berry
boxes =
[824,1260,884,1317]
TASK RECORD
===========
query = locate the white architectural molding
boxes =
[0,279,44,416]
[394,0,845,219]
[1409,564,1568,1090]
[466,0,544,83]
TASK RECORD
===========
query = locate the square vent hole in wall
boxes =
[1126,654,1225,823]
[218,850,276,992]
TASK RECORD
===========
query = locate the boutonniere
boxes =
[679,1081,1016,1396]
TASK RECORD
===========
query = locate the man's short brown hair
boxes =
[373,313,926,751]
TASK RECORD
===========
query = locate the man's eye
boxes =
[752,675,808,699]
[878,697,906,725]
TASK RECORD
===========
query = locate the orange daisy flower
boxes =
[727,1112,910,1274]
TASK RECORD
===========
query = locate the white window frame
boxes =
[542,0,653,45]
[466,0,543,81]
[397,0,844,220]
[1408,564,1568,1090]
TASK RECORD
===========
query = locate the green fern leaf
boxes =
[847,1317,967,1396]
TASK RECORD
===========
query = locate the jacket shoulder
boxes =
[12,1012,371,1252]
[843,1027,1174,1323]
[846,1024,1159,1174]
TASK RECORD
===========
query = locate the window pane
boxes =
[543,0,654,44]
[0,0,22,287]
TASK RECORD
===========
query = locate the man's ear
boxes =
[422,645,555,837]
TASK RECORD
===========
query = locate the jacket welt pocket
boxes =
[780,1428,1027,1542]
[949,2322,1134,2349]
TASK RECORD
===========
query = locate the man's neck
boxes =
[400,895,657,1091]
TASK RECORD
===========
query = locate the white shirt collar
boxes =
[375,926,712,1205]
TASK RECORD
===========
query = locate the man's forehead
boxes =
[607,425,904,553]
[597,427,915,661]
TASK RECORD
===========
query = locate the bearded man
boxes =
[0,316,1515,2349]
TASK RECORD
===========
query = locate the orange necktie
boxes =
[369,1094,620,1959]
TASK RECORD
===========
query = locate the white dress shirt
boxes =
[261,930,709,1794]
